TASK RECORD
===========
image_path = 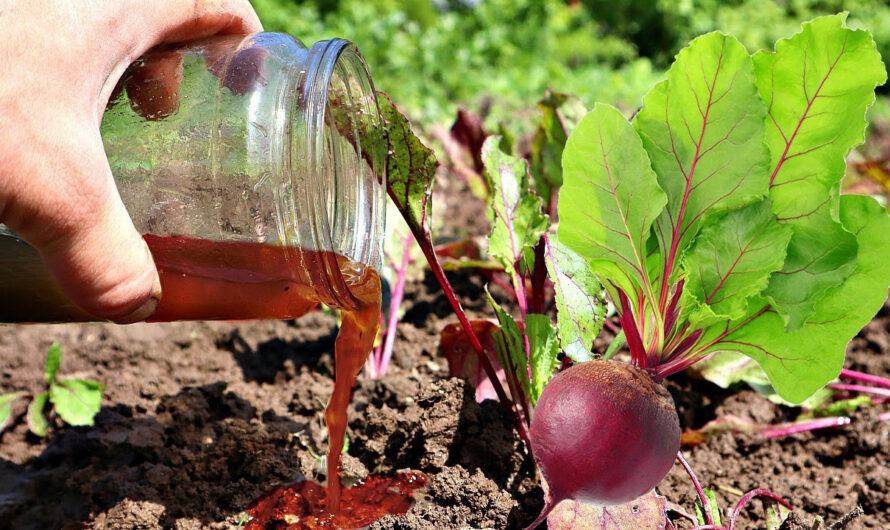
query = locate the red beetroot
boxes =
[525,360,680,528]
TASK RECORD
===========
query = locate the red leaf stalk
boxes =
[676,451,714,526]
[616,287,647,368]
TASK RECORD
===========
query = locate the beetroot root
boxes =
[525,360,680,528]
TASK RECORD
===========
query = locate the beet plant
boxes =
[515,13,890,526]
[361,16,889,526]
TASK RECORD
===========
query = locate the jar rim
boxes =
[279,37,386,309]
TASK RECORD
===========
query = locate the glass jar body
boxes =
[0,33,386,323]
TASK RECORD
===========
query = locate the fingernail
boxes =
[116,273,162,325]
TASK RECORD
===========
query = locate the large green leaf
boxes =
[681,200,792,327]
[50,379,105,427]
[544,234,605,362]
[755,14,887,329]
[482,137,549,271]
[634,32,770,287]
[525,313,560,405]
[559,103,667,303]
[713,195,890,403]
[0,392,21,433]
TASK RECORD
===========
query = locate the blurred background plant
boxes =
[252,0,890,128]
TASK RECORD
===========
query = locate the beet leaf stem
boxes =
[676,451,714,526]
[373,232,413,378]
[413,228,532,447]
[728,489,792,530]
[828,383,890,398]
[839,369,890,390]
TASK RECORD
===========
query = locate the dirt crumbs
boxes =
[1,280,890,528]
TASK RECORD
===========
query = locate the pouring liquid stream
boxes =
[145,235,426,526]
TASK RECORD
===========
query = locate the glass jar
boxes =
[0,33,386,323]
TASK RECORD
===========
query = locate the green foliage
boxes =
[681,201,793,328]
[529,92,587,204]
[0,342,105,438]
[558,16,889,403]
[694,487,722,526]
[0,392,21,432]
[766,500,792,530]
[253,0,890,128]
[482,137,548,271]
[719,195,890,401]
[27,392,50,437]
[585,0,890,74]
[44,341,61,383]
[807,395,872,419]
[634,32,770,270]
[755,13,886,329]
[487,292,560,407]
[376,92,439,237]
[49,380,105,427]
[544,235,605,362]
[488,290,532,402]
[252,0,662,124]
[524,314,560,405]
[559,103,666,305]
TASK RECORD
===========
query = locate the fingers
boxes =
[2,123,161,323]
[209,46,270,95]
[125,50,184,120]
[112,1,263,123]
[126,0,263,52]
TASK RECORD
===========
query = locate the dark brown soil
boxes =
[1,182,888,529]
[658,308,890,530]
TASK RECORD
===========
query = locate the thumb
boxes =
[4,128,161,323]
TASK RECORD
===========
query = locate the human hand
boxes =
[0,0,262,323]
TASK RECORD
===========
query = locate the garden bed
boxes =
[1,182,888,529]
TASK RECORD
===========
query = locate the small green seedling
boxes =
[0,342,105,437]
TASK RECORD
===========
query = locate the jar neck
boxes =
[276,39,386,310]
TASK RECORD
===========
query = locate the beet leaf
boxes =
[374,92,529,440]
[755,14,887,330]
[530,91,587,208]
[483,137,549,318]
[559,103,666,318]
[488,291,560,412]
[634,31,771,306]
[544,234,605,362]
[680,200,792,328]
[27,392,49,437]
[556,15,889,403]
[707,194,890,401]
[525,313,560,405]
[488,291,533,421]
[0,392,21,433]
